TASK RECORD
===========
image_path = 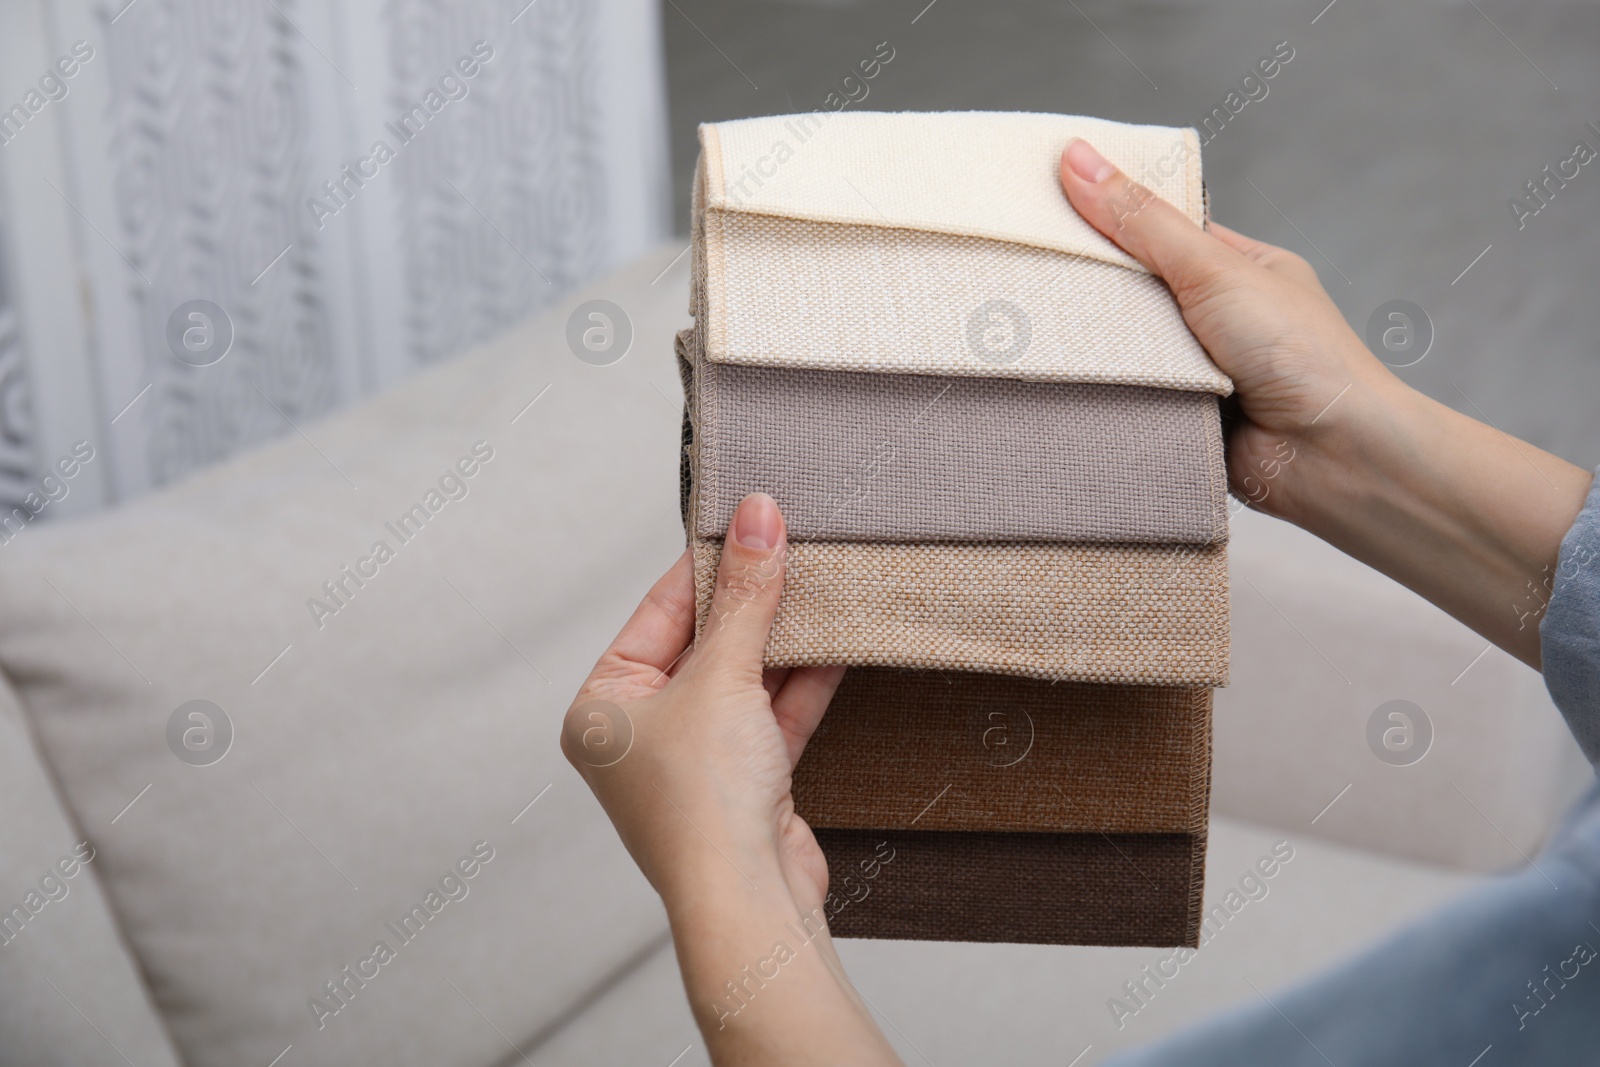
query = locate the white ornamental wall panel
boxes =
[0,0,668,508]
[383,0,610,366]
[0,0,112,520]
[101,0,339,491]
[0,211,33,510]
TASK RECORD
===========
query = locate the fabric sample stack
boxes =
[679,112,1231,947]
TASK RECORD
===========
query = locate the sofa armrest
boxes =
[0,667,183,1067]
[1212,505,1593,872]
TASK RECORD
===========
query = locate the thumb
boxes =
[1059,138,1241,306]
[700,493,787,669]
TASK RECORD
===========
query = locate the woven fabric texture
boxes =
[793,668,1211,835]
[684,111,1225,950]
[687,355,1228,544]
[702,112,1203,272]
[695,208,1231,395]
[815,828,1202,947]
[676,344,695,527]
[692,539,1230,686]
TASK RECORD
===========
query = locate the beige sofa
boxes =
[0,245,1590,1067]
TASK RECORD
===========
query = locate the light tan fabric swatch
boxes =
[692,539,1230,686]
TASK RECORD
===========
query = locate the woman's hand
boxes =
[1059,138,1591,666]
[1060,137,1397,515]
[561,492,839,908]
[562,493,901,1066]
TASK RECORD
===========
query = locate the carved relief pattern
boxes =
[0,219,34,508]
[385,0,609,366]
[55,0,616,495]
[102,0,335,489]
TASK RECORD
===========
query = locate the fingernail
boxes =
[1065,138,1116,184]
[732,493,781,552]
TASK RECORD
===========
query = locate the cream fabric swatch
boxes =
[692,539,1230,686]
[691,111,1231,394]
[701,111,1203,270]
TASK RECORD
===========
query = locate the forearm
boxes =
[1270,371,1592,667]
[665,860,902,1066]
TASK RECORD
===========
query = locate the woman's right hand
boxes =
[1057,137,1592,667]
[1058,137,1400,516]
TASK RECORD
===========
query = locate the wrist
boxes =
[1255,363,1417,533]
[1245,361,1590,666]
[644,783,829,914]
[654,830,791,911]
[664,867,849,1035]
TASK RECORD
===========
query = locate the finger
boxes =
[1059,138,1244,304]
[699,493,788,669]
[770,664,847,768]
[588,548,695,684]
[763,666,792,701]
[1206,221,1279,261]
[1209,222,1320,284]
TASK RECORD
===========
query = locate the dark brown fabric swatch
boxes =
[814,828,1202,947]
[794,668,1211,835]
[685,349,1228,546]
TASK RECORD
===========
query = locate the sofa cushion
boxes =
[1217,504,1594,870]
[525,814,1480,1067]
[0,246,692,1066]
[0,669,184,1067]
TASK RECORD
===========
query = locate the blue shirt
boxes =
[1543,472,1600,765]
[1110,470,1600,1067]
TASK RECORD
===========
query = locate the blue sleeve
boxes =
[1541,468,1600,767]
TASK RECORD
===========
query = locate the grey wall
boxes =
[0,0,669,514]
[663,0,1600,469]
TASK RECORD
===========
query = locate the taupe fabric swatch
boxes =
[692,539,1230,686]
[814,828,1203,947]
[685,352,1228,545]
[793,668,1211,835]
[682,113,1226,950]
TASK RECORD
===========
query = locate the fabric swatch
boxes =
[814,828,1203,947]
[683,347,1228,545]
[683,111,1227,949]
[701,112,1204,271]
[693,207,1231,395]
[793,668,1211,835]
[692,538,1229,687]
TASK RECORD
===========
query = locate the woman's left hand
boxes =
[560,494,901,1064]
[561,492,842,914]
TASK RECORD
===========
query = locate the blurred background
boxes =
[0,0,670,512]
[660,0,1600,474]
[2,0,1596,520]
[0,4,1598,1065]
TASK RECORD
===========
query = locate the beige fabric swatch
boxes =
[694,207,1232,394]
[692,539,1230,686]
